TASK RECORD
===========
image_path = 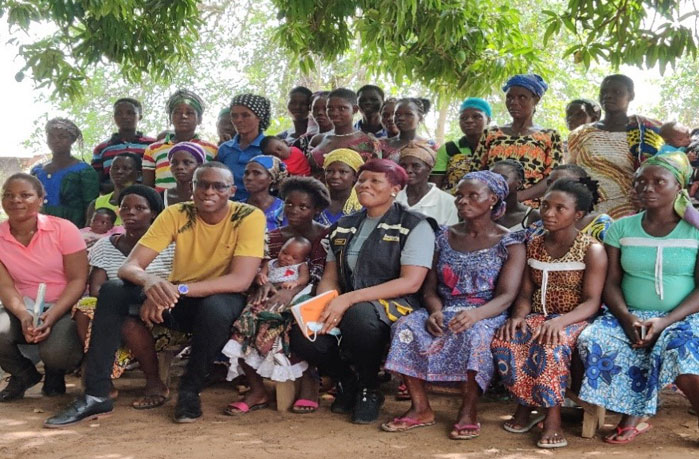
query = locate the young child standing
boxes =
[260,136,311,177]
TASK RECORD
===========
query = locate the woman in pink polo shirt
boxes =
[0,173,88,402]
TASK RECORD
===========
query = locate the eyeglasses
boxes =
[193,180,233,192]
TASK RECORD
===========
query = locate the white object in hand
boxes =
[33,283,46,327]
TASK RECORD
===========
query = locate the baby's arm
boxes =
[282,263,310,289]
[255,260,270,286]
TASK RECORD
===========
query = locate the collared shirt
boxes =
[91,132,156,184]
[138,201,265,283]
[217,132,265,201]
[142,133,218,192]
[354,119,387,138]
[395,183,459,226]
[0,215,86,303]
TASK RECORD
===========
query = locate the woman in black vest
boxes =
[291,159,437,424]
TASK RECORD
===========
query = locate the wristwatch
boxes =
[177,284,189,296]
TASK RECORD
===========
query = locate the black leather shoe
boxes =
[351,387,384,424]
[174,391,202,423]
[42,369,66,397]
[44,395,113,428]
[0,370,42,402]
[330,378,357,414]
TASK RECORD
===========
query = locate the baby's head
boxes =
[260,136,291,160]
[277,236,312,267]
[660,121,691,148]
[90,208,117,234]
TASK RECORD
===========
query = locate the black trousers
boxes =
[290,301,390,389]
[84,279,245,398]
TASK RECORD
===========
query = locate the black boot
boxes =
[330,375,358,414]
[351,387,385,424]
[0,368,42,402]
[42,369,66,396]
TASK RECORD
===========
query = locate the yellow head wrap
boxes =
[323,148,365,172]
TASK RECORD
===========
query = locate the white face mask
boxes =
[306,321,341,343]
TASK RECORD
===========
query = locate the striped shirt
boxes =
[142,133,217,192]
[89,235,175,281]
[91,132,155,184]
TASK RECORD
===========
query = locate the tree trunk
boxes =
[435,95,450,145]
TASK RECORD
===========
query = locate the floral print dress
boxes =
[384,228,524,391]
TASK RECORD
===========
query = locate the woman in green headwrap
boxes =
[577,150,699,444]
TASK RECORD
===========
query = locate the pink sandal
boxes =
[381,416,436,432]
[449,423,481,440]
[291,399,319,414]
[224,401,269,415]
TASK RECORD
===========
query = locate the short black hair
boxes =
[118,184,165,215]
[114,97,143,116]
[289,86,313,100]
[548,177,599,213]
[567,98,601,121]
[328,88,357,105]
[552,164,589,178]
[5,172,45,197]
[260,135,283,153]
[113,152,142,171]
[397,97,431,116]
[492,159,525,182]
[280,176,330,210]
[93,207,118,224]
[601,74,634,94]
[357,84,385,100]
[194,161,234,181]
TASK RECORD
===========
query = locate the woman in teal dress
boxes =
[32,118,99,228]
[577,151,699,444]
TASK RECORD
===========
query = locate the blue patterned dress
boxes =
[384,228,524,391]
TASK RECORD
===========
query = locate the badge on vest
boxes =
[334,238,347,246]
[382,234,399,242]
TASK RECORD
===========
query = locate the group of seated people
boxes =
[0,72,696,450]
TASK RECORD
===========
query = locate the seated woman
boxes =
[382,171,525,438]
[379,98,436,162]
[74,185,178,408]
[316,148,364,226]
[32,118,99,228]
[492,178,607,449]
[86,153,141,225]
[308,88,381,179]
[491,159,539,231]
[161,141,207,206]
[577,151,699,444]
[222,177,331,414]
[290,159,437,424]
[0,173,87,401]
[527,164,613,242]
[395,140,458,226]
[244,155,288,231]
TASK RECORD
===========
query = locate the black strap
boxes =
[445,141,460,157]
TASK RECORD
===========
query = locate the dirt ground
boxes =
[0,362,697,459]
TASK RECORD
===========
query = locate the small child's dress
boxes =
[267,259,304,284]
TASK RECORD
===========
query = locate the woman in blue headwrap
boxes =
[381,171,526,439]
[431,98,492,194]
[476,74,563,206]
[244,155,288,231]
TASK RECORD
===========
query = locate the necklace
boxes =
[331,130,358,138]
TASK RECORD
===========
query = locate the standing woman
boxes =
[85,153,141,226]
[395,141,458,226]
[380,98,400,138]
[431,98,491,193]
[316,149,364,226]
[491,178,607,449]
[291,159,437,424]
[141,89,217,192]
[565,99,602,133]
[244,155,288,231]
[161,141,207,206]
[0,173,87,401]
[577,151,699,444]
[277,86,313,151]
[568,75,664,218]
[218,93,272,201]
[382,171,525,438]
[356,85,387,138]
[308,88,381,178]
[32,118,99,228]
[380,98,435,163]
[477,75,563,204]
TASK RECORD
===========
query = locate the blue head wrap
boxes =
[459,98,492,118]
[249,155,288,188]
[502,74,548,98]
[462,171,509,220]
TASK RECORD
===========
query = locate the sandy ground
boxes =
[0,362,697,459]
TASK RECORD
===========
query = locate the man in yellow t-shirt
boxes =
[47,163,265,427]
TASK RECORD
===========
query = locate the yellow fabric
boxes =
[95,192,122,225]
[138,201,265,283]
[323,148,365,172]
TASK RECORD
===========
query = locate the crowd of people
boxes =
[0,73,697,450]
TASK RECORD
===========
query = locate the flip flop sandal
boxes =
[449,423,481,440]
[395,384,411,401]
[132,391,170,410]
[224,401,269,415]
[604,422,652,444]
[537,432,568,449]
[291,399,319,414]
[502,414,546,433]
[381,416,436,432]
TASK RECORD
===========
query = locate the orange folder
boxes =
[290,290,339,340]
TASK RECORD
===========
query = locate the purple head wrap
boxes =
[167,141,207,164]
[462,170,509,220]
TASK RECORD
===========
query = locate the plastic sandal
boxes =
[449,422,481,440]
[224,400,269,415]
[291,399,319,414]
[381,416,436,432]
[604,422,652,444]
